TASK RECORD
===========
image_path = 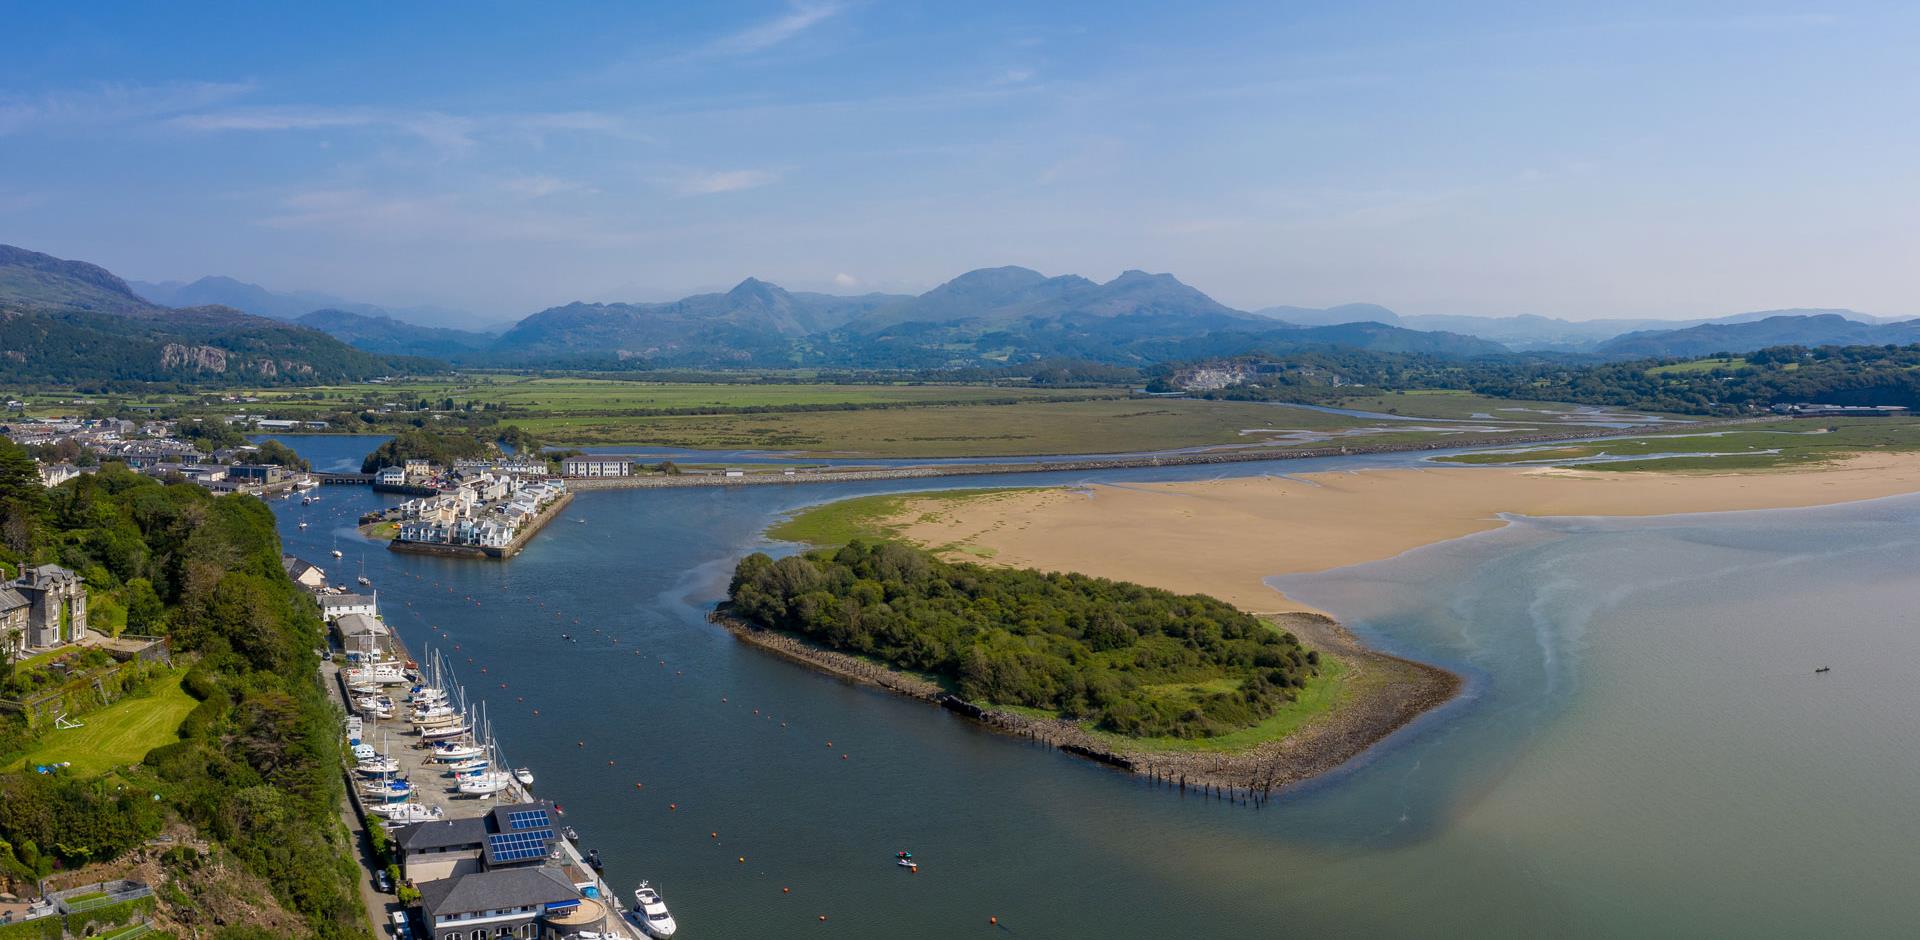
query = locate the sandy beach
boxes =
[881,452,1920,618]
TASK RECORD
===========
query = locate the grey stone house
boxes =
[11,564,88,649]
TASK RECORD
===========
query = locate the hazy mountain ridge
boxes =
[1595,314,1920,358]
[295,309,497,359]
[131,274,484,327]
[0,245,426,383]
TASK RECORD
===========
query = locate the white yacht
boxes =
[631,882,677,938]
[370,801,443,823]
[356,756,399,775]
[446,757,490,775]
[457,770,512,797]
[430,742,484,762]
[512,767,535,786]
[420,722,472,741]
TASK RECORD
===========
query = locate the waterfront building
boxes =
[376,466,409,486]
[280,555,327,591]
[319,592,378,621]
[332,612,387,644]
[560,458,631,478]
[399,801,604,939]
[227,463,286,485]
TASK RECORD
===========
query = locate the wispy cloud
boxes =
[670,168,781,196]
[0,80,255,136]
[170,106,637,154]
[703,1,846,57]
[500,175,596,199]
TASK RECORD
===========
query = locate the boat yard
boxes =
[312,567,644,939]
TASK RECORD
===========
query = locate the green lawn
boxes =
[1326,390,1691,422]
[1645,356,1750,375]
[6,671,197,775]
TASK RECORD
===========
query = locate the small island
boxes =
[721,540,1457,796]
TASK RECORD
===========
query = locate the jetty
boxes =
[317,582,638,938]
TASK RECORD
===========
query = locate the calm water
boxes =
[272,436,1920,938]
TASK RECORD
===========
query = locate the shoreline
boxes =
[733,450,1920,794]
[708,606,1460,798]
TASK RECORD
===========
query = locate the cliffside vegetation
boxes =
[728,540,1319,738]
[0,439,367,938]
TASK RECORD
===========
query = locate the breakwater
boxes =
[571,416,1783,491]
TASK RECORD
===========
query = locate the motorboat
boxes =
[896,851,918,870]
[631,882,677,938]
[513,767,535,786]
[297,521,309,529]
[370,802,443,823]
[430,742,485,762]
[409,686,449,704]
[351,743,377,761]
[357,575,372,587]
[562,826,580,843]
[356,757,400,776]
[457,771,512,797]
[410,704,455,722]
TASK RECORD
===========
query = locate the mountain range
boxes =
[13,242,1920,379]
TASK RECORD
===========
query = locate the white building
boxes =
[375,466,408,486]
[561,458,630,478]
[318,592,378,621]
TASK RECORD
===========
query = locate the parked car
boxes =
[375,869,393,893]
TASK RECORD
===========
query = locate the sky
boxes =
[2,1,1917,324]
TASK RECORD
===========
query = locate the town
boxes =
[371,459,571,558]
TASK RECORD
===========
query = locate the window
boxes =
[471,931,485,940]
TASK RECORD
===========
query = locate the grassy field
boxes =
[1433,417,1920,470]
[233,375,1115,412]
[6,671,196,775]
[1645,356,1750,375]
[1077,652,1350,753]
[769,488,1035,547]
[1323,390,1685,421]
[520,396,1425,455]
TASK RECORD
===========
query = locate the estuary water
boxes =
[272,435,1920,938]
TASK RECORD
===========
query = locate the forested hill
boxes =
[728,540,1319,738]
[0,244,430,386]
[0,442,368,937]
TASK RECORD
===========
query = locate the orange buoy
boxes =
[909,865,918,873]
[634,782,643,789]
[710,832,718,838]
[819,915,827,922]
[738,856,745,864]
[990,916,998,925]
[669,803,677,810]
[783,887,791,894]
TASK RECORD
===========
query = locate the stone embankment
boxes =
[573,416,1781,491]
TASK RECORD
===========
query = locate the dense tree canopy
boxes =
[0,452,365,938]
[359,428,490,473]
[729,541,1319,738]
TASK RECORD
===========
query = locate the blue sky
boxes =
[2,1,1915,322]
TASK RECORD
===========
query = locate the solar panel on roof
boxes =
[486,828,554,862]
[506,809,550,831]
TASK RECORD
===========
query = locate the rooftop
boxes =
[417,864,580,921]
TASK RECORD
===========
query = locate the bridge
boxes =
[317,472,373,484]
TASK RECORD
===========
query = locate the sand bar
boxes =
[884,452,1920,617]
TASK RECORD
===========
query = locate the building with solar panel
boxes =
[398,801,610,939]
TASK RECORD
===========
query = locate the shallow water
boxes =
[273,435,1920,937]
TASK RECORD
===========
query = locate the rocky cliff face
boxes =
[160,343,229,372]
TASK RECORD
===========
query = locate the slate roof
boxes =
[319,593,375,609]
[334,612,387,638]
[418,865,579,921]
[399,815,488,853]
[0,587,26,612]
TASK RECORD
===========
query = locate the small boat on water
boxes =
[562,826,580,843]
[896,851,918,870]
[357,575,372,587]
[513,767,535,786]
[1816,666,1832,674]
[631,882,677,938]
[297,521,309,529]
[330,549,343,558]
